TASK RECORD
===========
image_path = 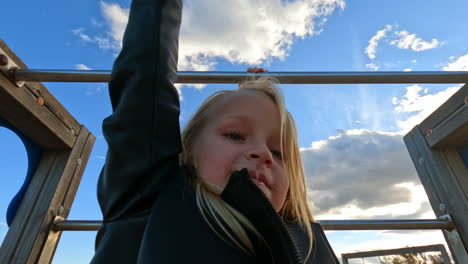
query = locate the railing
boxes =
[11,69,468,235]
[5,67,468,263]
[53,219,455,232]
[9,69,468,84]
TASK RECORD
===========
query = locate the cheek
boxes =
[195,142,233,188]
[271,170,290,212]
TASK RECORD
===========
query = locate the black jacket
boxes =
[91,0,340,263]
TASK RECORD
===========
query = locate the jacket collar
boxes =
[220,169,303,264]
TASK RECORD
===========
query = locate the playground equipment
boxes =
[342,244,451,264]
[0,38,467,263]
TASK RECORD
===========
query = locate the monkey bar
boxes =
[8,69,468,84]
[1,38,467,263]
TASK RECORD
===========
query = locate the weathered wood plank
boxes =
[342,244,449,261]
[420,84,468,134]
[0,73,74,148]
[404,126,468,264]
[0,74,77,150]
[0,151,62,264]
[36,127,95,264]
[426,105,468,148]
[0,39,81,134]
[0,38,80,148]
[0,127,95,264]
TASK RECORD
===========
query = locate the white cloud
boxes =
[390,30,440,51]
[403,68,412,72]
[392,84,462,132]
[72,28,92,42]
[365,25,392,59]
[75,64,92,70]
[302,129,433,220]
[443,54,468,71]
[100,2,128,47]
[364,27,440,62]
[302,128,449,261]
[85,83,107,96]
[179,0,344,69]
[365,63,379,71]
[75,0,345,72]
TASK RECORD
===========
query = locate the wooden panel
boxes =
[426,105,468,148]
[0,127,95,264]
[342,244,449,261]
[404,126,468,264]
[0,74,73,148]
[0,39,80,149]
[0,151,63,264]
[0,39,81,133]
[420,84,468,134]
[37,127,95,264]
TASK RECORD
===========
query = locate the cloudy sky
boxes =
[1,0,467,263]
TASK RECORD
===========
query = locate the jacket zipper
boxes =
[242,173,303,264]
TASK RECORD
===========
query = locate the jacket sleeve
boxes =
[97,0,183,222]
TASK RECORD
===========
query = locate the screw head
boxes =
[425,129,433,136]
[37,96,45,106]
[58,205,65,215]
[0,54,8,66]
[439,203,446,213]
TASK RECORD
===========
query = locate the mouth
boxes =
[251,177,268,188]
[247,169,270,189]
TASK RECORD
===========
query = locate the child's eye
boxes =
[271,150,283,160]
[224,132,245,142]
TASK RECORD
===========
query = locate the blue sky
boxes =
[1,0,467,263]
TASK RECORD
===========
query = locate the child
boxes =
[91,0,339,263]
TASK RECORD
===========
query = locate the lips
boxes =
[248,169,270,188]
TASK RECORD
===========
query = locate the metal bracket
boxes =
[0,46,25,87]
[439,214,456,231]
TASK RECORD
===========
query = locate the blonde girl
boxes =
[91,0,339,263]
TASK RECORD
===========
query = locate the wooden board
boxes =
[426,105,468,148]
[420,84,468,134]
[404,125,468,264]
[0,127,95,264]
[342,244,450,264]
[0,38,80,149]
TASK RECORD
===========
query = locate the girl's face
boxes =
[194,92,289,212]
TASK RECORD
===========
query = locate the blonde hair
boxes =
[181,76,314,259]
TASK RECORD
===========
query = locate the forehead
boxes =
[210,92,281,133]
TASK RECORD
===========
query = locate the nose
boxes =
[247,144,273,167]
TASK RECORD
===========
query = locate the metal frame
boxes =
[51,219,454,232]
[8,69,468,84]
[342,244,451,264]
[1,37,467,263]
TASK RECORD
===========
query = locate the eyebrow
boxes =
[222,115,253,123]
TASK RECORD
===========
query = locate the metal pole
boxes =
[53,219,454,231]
[318,219,455,231]
[9,69,468,84]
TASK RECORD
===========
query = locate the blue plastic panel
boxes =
[0,117,43,226]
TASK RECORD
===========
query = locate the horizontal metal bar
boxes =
[10,69,468,84]
[53,219,454,232]
[318,219,454,231]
